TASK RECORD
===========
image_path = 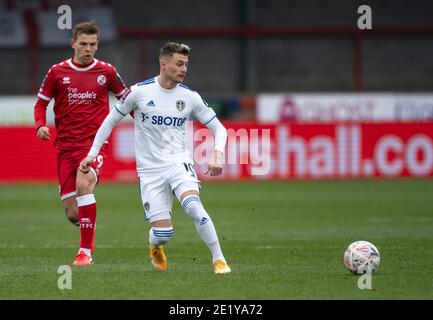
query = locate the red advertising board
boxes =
[1,122,432,182]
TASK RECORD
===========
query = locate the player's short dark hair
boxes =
[159,42,190,58]
[72,21,99,40]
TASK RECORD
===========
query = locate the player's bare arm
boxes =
[36,125,51,140]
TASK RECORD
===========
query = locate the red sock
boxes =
[77,194,97,253]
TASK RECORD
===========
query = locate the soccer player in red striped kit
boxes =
[34,21,128,266]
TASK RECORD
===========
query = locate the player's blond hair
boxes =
[72,21,99,40]
[159,42,191,58]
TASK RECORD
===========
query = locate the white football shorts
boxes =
[139,162,201,222]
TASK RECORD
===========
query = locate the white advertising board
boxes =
[258,93,433,123]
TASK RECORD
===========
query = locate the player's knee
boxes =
[76,173,96,196]
[150,227,174,245]
[76,180,92,196]
[181,195,209,223]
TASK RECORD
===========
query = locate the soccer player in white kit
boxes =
[80,42,231,274]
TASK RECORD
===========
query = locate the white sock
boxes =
[78,248,91,256]
[181,195,225,263]
[149,226,173,247]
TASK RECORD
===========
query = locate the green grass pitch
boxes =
[0,180,432,299]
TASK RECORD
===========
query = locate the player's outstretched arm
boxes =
[204,117,227,176]
[85,101,129,171]
[192,91,226,176]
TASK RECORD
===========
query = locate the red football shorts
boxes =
[56,144,108,200]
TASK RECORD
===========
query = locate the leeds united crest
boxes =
[176,100,185,112]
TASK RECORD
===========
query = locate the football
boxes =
[343,241,380,275]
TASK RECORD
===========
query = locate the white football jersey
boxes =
[115,76,216,174]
